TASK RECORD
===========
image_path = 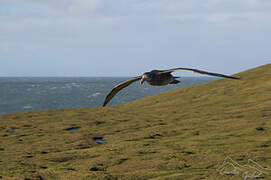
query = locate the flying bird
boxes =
[103,67,239,107]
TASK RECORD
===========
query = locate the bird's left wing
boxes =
[103,76,142,107]
[158,67,240,79]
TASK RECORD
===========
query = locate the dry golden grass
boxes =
[1,64,271,179]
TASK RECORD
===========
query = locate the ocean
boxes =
[0,77,216,114]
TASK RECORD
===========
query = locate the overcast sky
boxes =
[0,0,270,77]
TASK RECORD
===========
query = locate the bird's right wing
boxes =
[158,67,240,79]
[103,76,142,107]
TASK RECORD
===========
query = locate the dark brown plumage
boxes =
[103,67,239,106]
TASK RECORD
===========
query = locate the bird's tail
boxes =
[170,80,180,84]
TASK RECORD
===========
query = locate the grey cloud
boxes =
[0,0,270,76]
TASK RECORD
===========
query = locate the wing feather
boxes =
[158,68,239,79]
[103,76,142,107]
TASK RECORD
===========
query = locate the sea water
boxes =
[0,77,216,114]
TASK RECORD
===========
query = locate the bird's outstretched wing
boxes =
[103,76,142,107]
[158,68,240,79]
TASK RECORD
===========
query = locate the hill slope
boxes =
[1,64,271,180]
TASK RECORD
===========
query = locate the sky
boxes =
[0,0,270,77]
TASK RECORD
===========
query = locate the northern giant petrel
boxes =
[103,67,239,107]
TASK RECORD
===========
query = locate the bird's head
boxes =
[140,73,149,85]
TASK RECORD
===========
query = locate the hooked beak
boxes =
[140,76,146,85]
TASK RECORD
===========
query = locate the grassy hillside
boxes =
[1,64,271,180]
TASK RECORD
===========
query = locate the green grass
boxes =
[1,64,271,179]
